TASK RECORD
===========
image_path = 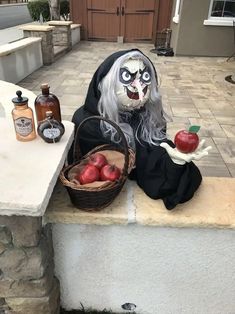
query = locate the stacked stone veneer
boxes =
[0,216,60,314]
[22,26,55,66]
[48,21,73,51]
[22,22,73,66]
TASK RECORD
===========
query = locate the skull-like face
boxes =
[116,58,151,110]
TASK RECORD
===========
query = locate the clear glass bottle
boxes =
[11,90,36,142]
[37,111,65,143]
[34,83,61,124]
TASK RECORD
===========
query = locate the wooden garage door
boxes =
[87,0,156,42]
[121,0,155,42]
[87,0,121,41]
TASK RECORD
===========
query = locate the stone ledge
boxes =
[71,24,81,30]
[135,177,235,229]
[0,37,41,57]
[0,117,74,217]
[44,180,132,225]
[45,177,235,230]
[20,25,55,32]
[48,20,73,26]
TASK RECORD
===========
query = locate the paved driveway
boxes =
[18,41,235,177]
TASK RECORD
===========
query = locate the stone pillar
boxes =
[21,25,55,66]
[48,21,73,52]
[0,216,60,314]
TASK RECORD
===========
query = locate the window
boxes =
[211,0,235,17]
[173,0,181,23]
[204,0,235,26]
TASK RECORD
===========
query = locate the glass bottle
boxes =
[11,90,36,142]
[34,83,61,124]
[37,111,65,143]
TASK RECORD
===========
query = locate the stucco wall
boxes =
[0,38,42,84]
[171,0,234,56]
[53,224,235,313]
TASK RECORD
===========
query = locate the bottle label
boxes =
[14,117,33,137]
[43,128,61,139]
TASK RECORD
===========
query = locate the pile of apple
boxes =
[74,152,121,185]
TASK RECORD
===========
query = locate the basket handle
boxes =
[73,116,130,178]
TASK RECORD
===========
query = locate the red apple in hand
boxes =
[174,125,200,153]
[88,153,108,169]
[76,164,100,185]
[100,164,121,181]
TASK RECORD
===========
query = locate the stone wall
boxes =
[0,216,60,314]
[23,28,54,65]
[52,26,71,49]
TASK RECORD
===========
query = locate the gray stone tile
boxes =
[213,137,235,164]
[189,118,227,138]
[221,125,235,137]
[196,165,231,177]
[227,163,235,177]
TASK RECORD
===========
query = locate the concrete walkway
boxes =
[18,41,235,178]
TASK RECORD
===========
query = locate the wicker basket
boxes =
[60,116,135,211]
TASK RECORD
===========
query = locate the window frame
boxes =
[204,0,235,26]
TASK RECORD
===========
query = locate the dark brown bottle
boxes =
[34,83,61,124]
[37,111,65,143]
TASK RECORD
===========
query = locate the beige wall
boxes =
[171,0,234,57]
[0,38,42,84]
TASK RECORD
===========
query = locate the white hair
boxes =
[97,51,169,148]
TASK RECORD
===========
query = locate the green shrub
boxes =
[27,0,50,22]
[27,0,70,22]
[60,0,70,21]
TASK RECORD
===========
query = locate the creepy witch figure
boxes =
[70,49,211,210]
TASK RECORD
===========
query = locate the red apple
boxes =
[174,125,200,153]
[76,164,100,185]
[100,164,121,181]
[88,153,108,169]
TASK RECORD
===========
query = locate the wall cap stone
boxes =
[45,177,235,230]
[45,180,132,225]
[0,81,74,217]
[134,177,235,229]
[21,25,55,32]
[0,119,74,217]
[71,24,81,30]
[48,21,73,26]
[0,37,42,57]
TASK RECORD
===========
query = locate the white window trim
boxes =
[204,18,234,26]
[173,0,181,24]
[204,0,235,26]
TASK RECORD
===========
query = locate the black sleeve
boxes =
[134,140,202,210]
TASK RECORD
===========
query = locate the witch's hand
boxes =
[160,140,212,165]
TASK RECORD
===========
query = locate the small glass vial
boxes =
[34,83,61,124]
[37,111,65,143]
[11,90,36,142]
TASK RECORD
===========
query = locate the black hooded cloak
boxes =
[70,49,202,210]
